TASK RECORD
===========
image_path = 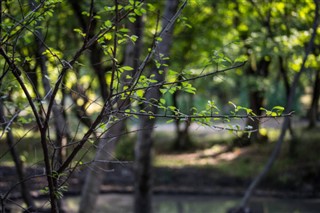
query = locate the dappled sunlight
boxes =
[155,145,249,167]
[218,148,242,161]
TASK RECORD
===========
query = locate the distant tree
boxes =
[233,1,320,212]
[307,65,320,129]
[133,1,180,212]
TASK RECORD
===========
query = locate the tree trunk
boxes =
[79,120,124,213]
[242,58,270,145]
[79,12,144,213]
[27,1,70,211]
[134,1,179,213]
[234,2,320,210]
[308,69,320,128]
[279,56,297,156]
[70,0,110,101]
[246,90,264,141]
[0,100,36,212]
[134,115,156,213]
[29,0,70,170]
[172,91,192,150]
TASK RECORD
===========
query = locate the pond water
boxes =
[63,193,320,213]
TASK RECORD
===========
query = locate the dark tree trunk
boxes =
[70,0,109,101]
[134,1,179,213]
[134,115,156,213]
[246,90,264,141]
[172,91,192,150]
[308,69,320,128]
[279,56,297,156]
[241,58,270,145]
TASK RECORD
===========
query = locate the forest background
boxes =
[0,0,319,212]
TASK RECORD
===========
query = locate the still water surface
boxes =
[63,193,320,213]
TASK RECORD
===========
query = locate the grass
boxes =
[2,124,320,187]
[153,126,320,186]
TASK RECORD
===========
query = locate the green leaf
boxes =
[122,66,134,71]
[129,17,136,23]
[168,106,176,111]
[130,35,138,42]
[160,98,166,105]
[25,56,32,62]
[229,101,237,109]
[136,90,145,98]
[184,88,196,94]
[272,106,285,115]
[134,9,143,16]
[147,3,156,12]
[166,119,174,124]
[119,28,129,33]
[104,20,113,28]
[235,55,248,63]
[260,107,267,111]
[73,28,86,37]
[271,112,277,116]
[104,33,112,40]
[160,88,167,94]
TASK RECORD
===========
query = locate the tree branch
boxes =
[237,0,320,210]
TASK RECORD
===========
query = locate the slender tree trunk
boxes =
[233,3,320,211]
[173,89,183,149]
[308,69,320,128]
[134,1,179,212]
[79,120,124,213]
[279,56,297,156]
[0,101,36,212]
[28,1,70,210]
[29,0,70,170]
[134,114,156,213]
[35,34,69,169]
[79,13,144,213]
